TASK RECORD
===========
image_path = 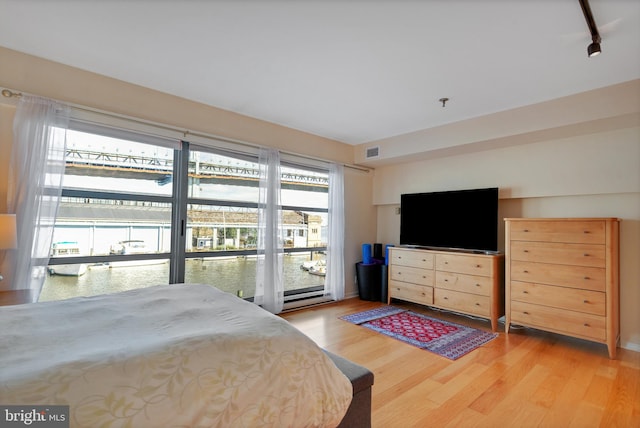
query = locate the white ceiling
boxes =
[1,0,639,146]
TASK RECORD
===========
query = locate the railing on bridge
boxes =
[64,148,328,188]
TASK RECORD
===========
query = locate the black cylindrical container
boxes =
[355,262,382,301]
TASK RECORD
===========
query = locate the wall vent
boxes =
[365,146,380,159]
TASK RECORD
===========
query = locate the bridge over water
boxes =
[64,148,329,191]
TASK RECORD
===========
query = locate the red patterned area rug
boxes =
[340,306,497,360]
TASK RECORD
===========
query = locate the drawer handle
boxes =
[584,276,590,280]
[475,283,481,287]
[475,264,481,268]
[583,253,589,257]
[523,290,529,294]
[422,275,427,279]
[523,311,529,315]
[584,323,590,327]
[421,292,426,296]
[583,230,590,234]
[444,261,449,264]
[523,249,529,253]
[475,303,480,306]
[523,270,529,273]
[422,259,427,262]
[583,299,589,303]
[444,279,449,282]
[443,297,448,300]
[523,229,529,232]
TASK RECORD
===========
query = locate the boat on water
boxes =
[302,259,326,277]
[109,240,167,268]
[309,265,326,276]
[48,242,88,276]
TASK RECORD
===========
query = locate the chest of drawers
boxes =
[504,218,620,358]
[388,247,504,331]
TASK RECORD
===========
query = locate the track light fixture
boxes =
[587,39,601,57]
[579,0,602,57]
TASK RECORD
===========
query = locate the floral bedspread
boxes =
[0,284,352,427]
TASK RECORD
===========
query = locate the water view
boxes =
[40,253,325,302]
[40,130,331,303]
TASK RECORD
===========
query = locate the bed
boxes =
[0,283,371,427]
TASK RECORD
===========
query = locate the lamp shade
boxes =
[0,214,17,250]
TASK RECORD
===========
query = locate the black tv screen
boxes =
[400,187,498,252]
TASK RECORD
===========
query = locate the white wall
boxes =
[344,167,377,297]
[373,127,640,351]
[372,127,639,204]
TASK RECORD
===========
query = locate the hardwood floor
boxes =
[280,298,640,428]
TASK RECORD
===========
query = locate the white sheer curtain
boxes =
[324,162,345,301]
[254,148,284,314]
[6,96,69,301]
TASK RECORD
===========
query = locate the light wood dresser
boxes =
[388,247,504,332]
[504,218,620,358]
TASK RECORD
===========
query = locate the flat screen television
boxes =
[400,187,499,253]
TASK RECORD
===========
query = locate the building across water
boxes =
[53,198,326,256]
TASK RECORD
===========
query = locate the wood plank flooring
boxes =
[280,298,640,428]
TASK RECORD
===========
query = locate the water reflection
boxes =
[40,254,325,302]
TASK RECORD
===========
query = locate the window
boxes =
[183,146,329,300]
[40,129,176,302]
[41,127,331,303]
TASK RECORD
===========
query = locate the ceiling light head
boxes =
[587,34,602,57]
[587,41,601,57]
